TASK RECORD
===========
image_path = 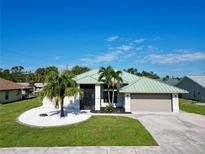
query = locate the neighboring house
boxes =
[177,76,205,102]
[164,78,180,86]
[0,78,23,103]
[17,83,34,99]
[72,69,187,113]
[34,83,46,92]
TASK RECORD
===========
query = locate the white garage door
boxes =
[131,94,172,112]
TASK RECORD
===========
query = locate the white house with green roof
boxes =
[74,69,187,113]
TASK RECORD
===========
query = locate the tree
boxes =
[98,66,123,104]
[35,66,58,82]
[25,73,36,84]
[123,68,141,76]
[11,66,24,73]
[41,71,81,117]
[142,71,160,79]
[71,66,90,76]
[111,70,123,104]
[46,66,58,73]
[162,75,170,81]
[35,68,47,82]
[98,66,113,104]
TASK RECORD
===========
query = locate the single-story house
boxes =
[0,78,23,103]
[17,82,35,99]
[176,76,205,102]
[72,69,187,113]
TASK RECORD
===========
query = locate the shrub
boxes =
[105,103,114,113]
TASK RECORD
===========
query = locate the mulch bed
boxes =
[91,107,131,114]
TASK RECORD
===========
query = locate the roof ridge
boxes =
[120,77,142,90]
[142,76,187,92]
[75,69,99,80]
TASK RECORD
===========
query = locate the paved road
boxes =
[1,112,205,154]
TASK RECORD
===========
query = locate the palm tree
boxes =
[41,70,81,117]
[111,70,123,104]
[98,66,113,104]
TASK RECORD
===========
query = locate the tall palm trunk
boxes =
[60,97,64,117]
[107,85,111,104]
[112,82,115,104]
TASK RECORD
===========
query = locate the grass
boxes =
[179,99,205,116]
[0,98,157,147]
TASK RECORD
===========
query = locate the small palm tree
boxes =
[111,70,123,104]
[41,70,81,117]
[98,66,113,104]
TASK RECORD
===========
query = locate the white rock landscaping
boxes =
[17,96,91,127]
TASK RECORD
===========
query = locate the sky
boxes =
[1,0,205,76]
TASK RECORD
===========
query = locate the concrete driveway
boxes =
[131,112,205,154]
[1,112,205,154]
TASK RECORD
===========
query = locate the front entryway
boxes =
[80,84,95,110]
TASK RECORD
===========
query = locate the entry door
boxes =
[80,88,95,110]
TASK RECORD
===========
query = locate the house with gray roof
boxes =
[177,76,205,102]
[74,69,187,113]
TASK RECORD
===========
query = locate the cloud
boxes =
[153,36,160,40]
[81,39,146,64]
[134,38,146,43]
[81,51,119,64]
[142,51,205,64]
[55,56,61,60]
[116,44,133,51]
[106,36,119,42]
[147,45,158,51]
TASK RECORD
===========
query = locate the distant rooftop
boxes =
[0,78,23,91]
[17,82,34,89]
[187,76,205,88]
[165,78,180,86]
[34,83,47,88]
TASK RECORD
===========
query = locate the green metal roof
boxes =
[74,69,140,84]
[74,69,188,94]
[120,77,188,93]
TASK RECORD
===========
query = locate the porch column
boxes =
[125,93,131,112]
[95,84,101,110]
[172,93,179,112]
[75,85,80,111]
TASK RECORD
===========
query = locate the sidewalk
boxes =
[0,146,160,154]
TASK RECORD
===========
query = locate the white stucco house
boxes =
[43,69,188,113]
[76,69,188,113]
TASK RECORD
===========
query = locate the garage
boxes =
[131,94,172,112]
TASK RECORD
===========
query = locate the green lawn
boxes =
[0,98,157,147]
[179,99,205,116]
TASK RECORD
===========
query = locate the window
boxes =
[5,91,9,100]
[103,85,117,103]
[103,91,117,103]
[17,90,21,95]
